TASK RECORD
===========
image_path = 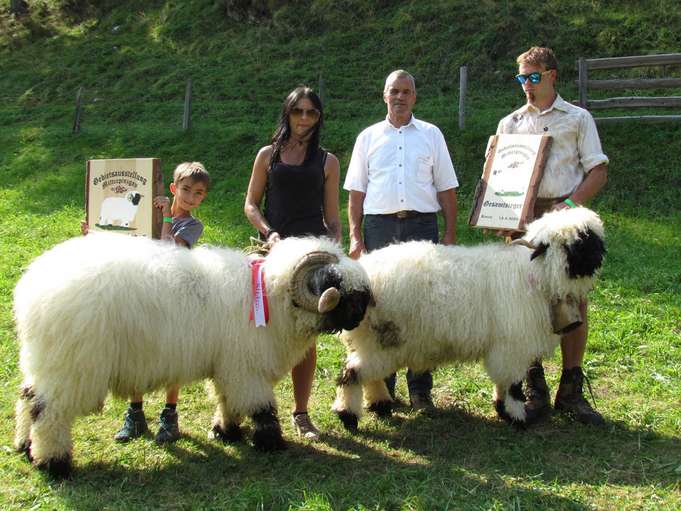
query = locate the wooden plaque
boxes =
[469,134,552,232]
[86,158,164,238]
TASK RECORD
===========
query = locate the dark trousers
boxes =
[364,213,438,399]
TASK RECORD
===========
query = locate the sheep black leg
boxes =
[36,455,73,480]
[367,400,393,417]
[495,382,527,430]
[333,367,361,431]
[251,405,286,451]
[29,396,74,479]
[211,423,243,444]
[364,379,393,418]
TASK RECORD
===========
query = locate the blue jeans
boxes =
[364,213,438,399]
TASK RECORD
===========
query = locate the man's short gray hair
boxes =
[384,70,416,93]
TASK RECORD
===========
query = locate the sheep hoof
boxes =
[36,455,73,479]
[494,400,527,430]
[252,430,287,452]
[368,400,393,418]
[210,423,243,444]
[336,411,359,431]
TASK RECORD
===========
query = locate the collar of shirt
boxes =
[382,114,424,133]
[520,94,571,116]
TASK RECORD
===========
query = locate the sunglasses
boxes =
[290,107,320,120]
[515,70,552,85]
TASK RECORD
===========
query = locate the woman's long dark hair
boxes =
[269,86,324,171]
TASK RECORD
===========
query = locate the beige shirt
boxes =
[496,95,608,198]
[344,115,458,214]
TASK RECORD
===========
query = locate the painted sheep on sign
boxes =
[98,191,142,227]
[13,233,372,478]
[332,207,605,430]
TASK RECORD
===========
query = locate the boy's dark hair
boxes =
[517,46,558,71]
[173,162,211,188]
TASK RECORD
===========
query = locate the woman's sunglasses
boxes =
[515,70,552,85]
[290,107,320,120]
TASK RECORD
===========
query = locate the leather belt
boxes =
[393,210,422,219]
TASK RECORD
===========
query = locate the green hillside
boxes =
[1,2,680,510]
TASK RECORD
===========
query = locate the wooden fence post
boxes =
[183,78,193,131]
[72,86,83,134]
[318,73,325,108]
[458,65,468,130]
[578,58,588,109]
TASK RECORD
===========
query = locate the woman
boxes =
[244,86,341,440]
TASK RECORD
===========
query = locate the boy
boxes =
[115,161,211,442]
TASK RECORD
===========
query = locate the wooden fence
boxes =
[577,53,681,124]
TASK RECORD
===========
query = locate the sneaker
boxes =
[155,408,181,443]
[114,408,148,442]
[554,367,605,425]
[525,361,551,420]
[409,392,435,412]
[291,412,320,440]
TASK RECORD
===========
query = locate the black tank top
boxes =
[264,148,328,239]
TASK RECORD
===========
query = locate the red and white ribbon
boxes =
[249,258,269,327]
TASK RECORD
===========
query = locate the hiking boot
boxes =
[155,408,181,443]
[525,361,551,421]
[409,392,435,412]
[555,367,605,425]
[291,412,320,440]
[114,408,148,442]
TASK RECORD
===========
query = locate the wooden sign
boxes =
[469,134,552,232]
[86,158,163,238]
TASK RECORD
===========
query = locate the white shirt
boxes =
[496,95,608,198]
[344,115,459,214]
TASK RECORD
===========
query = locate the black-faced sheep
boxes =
[332,207,605,430]
[98,191,143,227]
[13,234,371,478]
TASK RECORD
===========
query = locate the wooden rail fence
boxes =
[577,53,681,124]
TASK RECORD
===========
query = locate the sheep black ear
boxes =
[530,243,548,261]
[132,193,142,206]
[566,228,606,278]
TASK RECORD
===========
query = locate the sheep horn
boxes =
[289,251,340,312]
[511,239,536,249]
[318,287,341,313]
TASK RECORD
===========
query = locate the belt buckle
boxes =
[396,210,409,219]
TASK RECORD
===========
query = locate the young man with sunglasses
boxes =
[344,69,459,411]
[496,46,609,425]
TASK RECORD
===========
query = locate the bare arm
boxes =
[323,153,342,243]
[436,188,458,245]
[348,190,366,259]
[244,146,280,242]
[555,163,608,210]
[153,195,175,242]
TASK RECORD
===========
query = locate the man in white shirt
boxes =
[497,47,608,425]
[344,69,459,410]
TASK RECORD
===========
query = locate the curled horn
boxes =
[289,251,340,312]
[510,239,536,250]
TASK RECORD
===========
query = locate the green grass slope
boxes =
[0,1,680,510]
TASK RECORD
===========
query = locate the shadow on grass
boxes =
[18,403,678,509]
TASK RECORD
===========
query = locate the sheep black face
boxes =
[530,228,606,278]
[289,252,371,333]
[304,265,371,333]
[130,192,142,206]
[565,228,606,278]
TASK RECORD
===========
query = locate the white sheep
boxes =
[332,207,605,430]
[98,191,142,227]
[13,233,372,478]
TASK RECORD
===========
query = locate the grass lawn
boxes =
[1,1,680,509]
